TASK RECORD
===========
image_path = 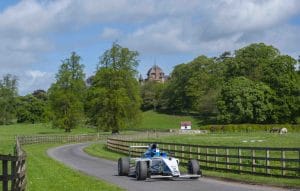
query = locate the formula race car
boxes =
[117,143,202,180]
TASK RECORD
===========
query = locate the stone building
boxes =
[139,65,168,84]
[146,65,166,83]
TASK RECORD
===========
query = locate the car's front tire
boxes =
[118,157,130,176]
[136,161,148,180]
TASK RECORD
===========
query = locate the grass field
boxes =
[0,123,97,154]
[0,123,122,191]
[130,111,300,132]
[1,112,300,190]
[130,110,199,131]
[142,132,300,147]
[84,142,300,188]
[24,144,123,191]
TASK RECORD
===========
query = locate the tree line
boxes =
[0,43,141,133]
[141,43,300,124]
[0,43,299,132]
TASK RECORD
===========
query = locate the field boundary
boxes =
[0,139,26,191]
[1,131,172,191]
[107,138,300,178]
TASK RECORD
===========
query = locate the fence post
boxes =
[206,147,208,167]
[238,148,242,172]
[281,150,286,176]
[197,147,200,161]
[215,148,218,169]
[252,149,256,173]
[189,146,192,159]
[11,160,16,189]
[181,146,184,161]
[226,148,230,169]
[266,149,270,175]
[2,159,8,191]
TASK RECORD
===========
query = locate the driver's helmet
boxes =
[154,148,160,156]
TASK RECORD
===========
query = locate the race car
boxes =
[117,143,202,180]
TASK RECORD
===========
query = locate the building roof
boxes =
[147,64,163,75]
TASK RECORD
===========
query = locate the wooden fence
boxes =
[0,131,181,191]
[0,139,26,191]
[16,132,173,145]
[17,134,102,145]
[107,138,300,178]
[0,133,108,191]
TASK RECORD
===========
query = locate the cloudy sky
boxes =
[0,0,299,95]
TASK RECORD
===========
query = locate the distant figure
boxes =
[279,128,288,135]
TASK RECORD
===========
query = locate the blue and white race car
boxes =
[118,143,202,180]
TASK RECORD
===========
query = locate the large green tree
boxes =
[217,77,275,123]
[140,81,165,111]
[48,52,86,132]
[223,43,299,123]
[86,43,141,133]
[17,90,49,123]
[160,63,193,112]
[161,55,225,114]
[0,74,18,125]
[16,93,47,124]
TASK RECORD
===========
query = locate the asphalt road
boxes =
[47,143,295,191]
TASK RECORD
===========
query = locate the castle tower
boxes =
[146,64,165,83]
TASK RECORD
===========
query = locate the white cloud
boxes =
[0,0,299,94]
[100,28,121,40]
[122,19,192,54]
[18,70,54,95]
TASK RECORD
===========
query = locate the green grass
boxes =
[130,110,199,131]
[0,123,97,154]
[84,143,126,161]
[0,123,124,191]
[24,144,124,191]
[142,132,300,147]
[84,142,300,188]
[126,111,300,132]
[141,132,300,177]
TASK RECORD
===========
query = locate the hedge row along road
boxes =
[47,143,291,191]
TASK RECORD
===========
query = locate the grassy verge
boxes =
[84,142,300,188]
[0,123,97,154]
[24,144,124,191]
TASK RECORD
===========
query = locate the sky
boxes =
[0,0,299,95]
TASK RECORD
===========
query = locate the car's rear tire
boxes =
[118,157,129,176]
[187,159,201,179]
[136,161,148,180]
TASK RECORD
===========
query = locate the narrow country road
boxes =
[47,143,296,191]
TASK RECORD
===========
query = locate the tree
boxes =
[86,43,141,133]
[225,43,280,81]
[160,55,225,114]
[48,52,86,132]
[217,77,275,123]
[160,63,192,112]
[262,55,300,123]
[140,81,165,111]
[32,89,47,101]
[223,43,299,123]
[0,74,18,125]
[16,94,47,124]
